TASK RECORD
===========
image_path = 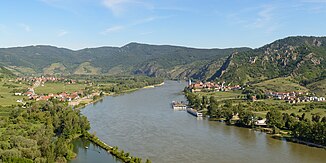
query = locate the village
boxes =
[187,79,242,92]
[266,91,326,103]
[13,76,101,107]
[186,80,325,104]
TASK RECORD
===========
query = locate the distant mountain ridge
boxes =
[0,43,250,79]
[0,36,325,90]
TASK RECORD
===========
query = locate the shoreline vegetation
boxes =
[184,87,326,150]
[71,82,165,161]
[81,132,151,163]
[71,80,164,163]
[74,81,165,110]
[209,119,326,149]
[70,79,164,162]
[0,75,162,163]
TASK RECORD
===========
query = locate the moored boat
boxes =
[171,101,187,110]
[186,108,203,117]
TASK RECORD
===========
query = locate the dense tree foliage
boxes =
[186,90,326,146]
[0,99,90,162]
[220,36,326,85]
[265,108,326,146]
[0,43,248,79]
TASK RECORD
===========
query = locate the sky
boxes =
[0,0,326,50]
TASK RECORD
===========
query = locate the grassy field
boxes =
[197,91,243,101]
[307,79,326,96]
[251,100,326,119]
[282,105,326,120]
[35,82,86,94]
[254,77,308,92]
[0,107,13,117]
[0,79,28,106]
[253,108,326,119]
[43,62,66,75]
[74,62,100,75]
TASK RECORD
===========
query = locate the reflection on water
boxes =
[81,81,326,163]
[70,138,120,163]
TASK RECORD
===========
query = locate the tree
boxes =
[266,109,284,128]
[283,113,296,130]
[300,113,306,121]
[312,114,321,122]
[321,117,326,123]
[238,110,255,127]
[223,108,234,124]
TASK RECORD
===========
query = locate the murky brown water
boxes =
[79,81,325,163]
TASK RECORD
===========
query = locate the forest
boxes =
[0,99,90,162]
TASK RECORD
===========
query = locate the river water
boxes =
[76,81,325,163]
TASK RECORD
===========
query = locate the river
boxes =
[74,80,325,163]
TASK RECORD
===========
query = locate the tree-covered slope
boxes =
[215,36,326,85]
[0,66,16,78]
[0,43,249,79]
[1,36,325,85]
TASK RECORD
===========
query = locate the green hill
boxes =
[253,77,309,93]
[0,43,249,78]
[307,79,326,96]
[214,36,326,86]
[0,36,325,91]
[0,66,16,78]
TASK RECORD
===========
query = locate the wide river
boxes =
[75,80,325,163]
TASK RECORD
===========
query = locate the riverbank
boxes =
[80,80,326,163]
[76,82,165,109]
[208,119,326,149]
[73,82,163,162]
[81,132,150,163]
[272,134,326,149]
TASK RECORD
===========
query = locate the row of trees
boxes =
[185,91,326,146]
[84,132,151,163]
[265,108,326,146]
[0,99,90,162]
[98,76,164,94]
[185,91,258,127]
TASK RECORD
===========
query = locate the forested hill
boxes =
[0,43,249,79]
[0,66,16,78]
[1,36,325,87]
[214,36,326,86]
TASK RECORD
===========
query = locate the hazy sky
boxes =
[0,0,325,49]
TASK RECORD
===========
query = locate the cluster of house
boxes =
[15,76,76,86]
[15,87,82,102]
[187,80,241,92]
[13,76,97,106]
[266,91,326,103]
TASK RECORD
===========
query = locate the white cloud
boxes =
[228,5,279,34]
[102,0,152,16]
[251,5,274,28]
[58,30,68,37]
[131,16,158,25]
[101,25,125,34]
[103,0,134,15]
[19,23,31,32]
[39,0,81,15]
[302,0,326,3]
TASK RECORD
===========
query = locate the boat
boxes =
[85,146,88,149]
[171,101,187,110]
[187,108,203,117]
